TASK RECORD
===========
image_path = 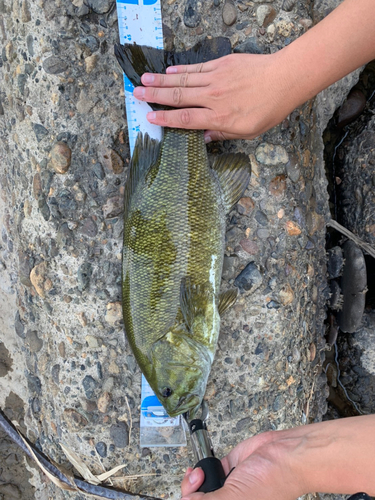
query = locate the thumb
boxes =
[204,130,240,142]
[181,480,245,500]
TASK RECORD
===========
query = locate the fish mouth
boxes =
[168,394,201,417]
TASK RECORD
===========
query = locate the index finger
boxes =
[166,60,217,74]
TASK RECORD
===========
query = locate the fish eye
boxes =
[161,387,173,398]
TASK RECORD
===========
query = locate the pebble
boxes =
[267,300,280,309]
[21,0,31,22]
[269,175,286,196]
[77,262,92,291]
[239,238,259,255]
[327,246,344,279]
[222,255,238,280]
[222,1,237,26]
[51,364,60,385]
[82,375,98,399]
[25,330,43,353]
[32,123,49,143]
[51,142,71,174]
[0,484,22,499]
[337,89,366,128]
[85,54,98,74]
[278,284,294,305]
[80,217,98,238]
[255,143,288,165]
[234,37,263,55]
[337,241,367,333]
[234,262,263,293]
[183,0,201,28]
[236,197,254,217]
[27,374,42,395]
[95,441,107,458]
[256,5,276,28]
[255,210,268,226]
[273,394,285,411]
[63,408,88,431]
[281,0,296,11]
[110,421,129,448]
[285,154,301,182]
[99,148,124,174]
[102,196,123,218]
[85,335,101,348]
[92,163,105,180]
[85,0,112,14]
[329,280,342,311]
[30,261,47,298]
[105,302,122,325]
[79,35,100,54]
[43,56,68,75]
[98,391,111,413]
[285,221,301,236]
[236,416,252,432]
[257,228,270,239]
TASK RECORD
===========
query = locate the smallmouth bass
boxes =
[115,38,251,417]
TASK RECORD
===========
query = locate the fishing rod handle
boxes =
[195,456,226,493]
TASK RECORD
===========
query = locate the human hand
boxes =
[180,430,304,500]
[132,51,299,142]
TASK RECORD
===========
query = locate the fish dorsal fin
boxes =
[179,278,209,331]
[218,288,238,316]
[114,38,231,112]
[124,133,160,218]
[211,153,251,213]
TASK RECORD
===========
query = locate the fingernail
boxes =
[147,112,156,122]
[133,87,145,98]
[189,468,201,485]
[204,135,212,144]
[142,74,154,84]
[166,67,177,74]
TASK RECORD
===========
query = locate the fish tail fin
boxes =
[114,37,231,111]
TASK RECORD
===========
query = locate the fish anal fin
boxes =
[211,153,251,213]
[218,288,238,316]
[124,133,161,217]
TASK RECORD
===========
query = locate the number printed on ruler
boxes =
[116,0,163,153]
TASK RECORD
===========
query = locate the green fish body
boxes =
[115,39,251,417]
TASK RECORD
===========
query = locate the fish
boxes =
[114,38,251,418]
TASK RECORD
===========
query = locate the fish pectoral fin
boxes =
[218,288,238,316]
[179,278,209,331]
[124,133,161,218]
[211,153,251,213]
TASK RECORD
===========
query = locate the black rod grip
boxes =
[195,456,226,493]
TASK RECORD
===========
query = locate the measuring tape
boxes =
[116,0,163,153]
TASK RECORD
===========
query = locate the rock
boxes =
[269,175,286,197]
[98,391,111,413]
[234,37,264,54]
[79,35,100,54]
[256,5,276,28]
[110,421,129,448]
[63,408,88,431]
[279,284,294,305]
[0,484,22,499]
[51,142,71,174]
[237,197,255,215]
[222,1,237,26]
[239,239,259,255]
[236,416,252,432]
[85,335,101,348]
[255,143,288,165]
[84,0,112,14]
[85,54,98,74]
[92,163,105,180]
[329,279,342,311]
[25,331,43,353]
[337,241,367,333]
[234,262,262,293]
[285,154,300,182]
[51,364,60,385]
[281,0,296,11]
[27,374,42,395]
[82,375,98,399]
[105,302,122,325]
[99,148,124,174]
[77,262,93,292]
[337,89,366,128]
[183,0,201,28]
[30,261,47,298]
[222,255,238,280]
[102,196,123,218]
[21,0,31,22]
[80,217,98,238]
[285,221,301,236]
[255,210,268,226]
[95,441,107,458]
[43,56,68,75]
[32,123,49,143]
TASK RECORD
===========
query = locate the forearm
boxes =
[280,0,375,109]
[276,415,375,496]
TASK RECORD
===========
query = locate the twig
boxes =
[327,219,375,259]
[125,395,133,444]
